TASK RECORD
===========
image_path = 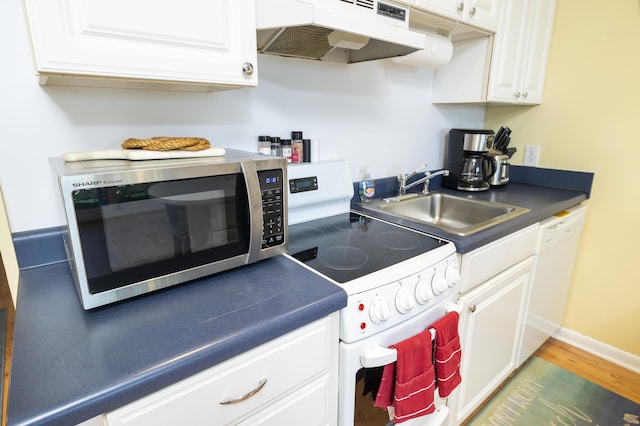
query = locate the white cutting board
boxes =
[62,147,226,162]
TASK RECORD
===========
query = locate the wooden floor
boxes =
[534,337,640,404]
[463,337,640,424]
[0,258,15,426]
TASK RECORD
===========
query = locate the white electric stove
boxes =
[286,161,461,426]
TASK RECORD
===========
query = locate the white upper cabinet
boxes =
[486,0,556,104]
[413,0,501,32]
[432,0,556,104]
[21,0,258,91]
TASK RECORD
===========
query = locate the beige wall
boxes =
[485,1,640,356]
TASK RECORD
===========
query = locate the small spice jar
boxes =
[291,131,303,164]
[270,137,282,157]
[258,135,271,155]
[281,139,292,163]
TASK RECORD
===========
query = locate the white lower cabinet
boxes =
[238,378,331,426]
[102,313,339,426]
[458,224,540,293]
[445,224,539,425]
[448,257,534,425]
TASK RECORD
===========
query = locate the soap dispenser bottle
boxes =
[358,166,375,203]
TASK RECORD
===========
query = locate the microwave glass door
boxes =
[72,174,250,294]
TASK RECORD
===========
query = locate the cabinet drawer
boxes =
[238,377,331,426]
[459,223,539,293]
[106,316,336,426]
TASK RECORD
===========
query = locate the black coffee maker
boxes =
[442,128,495,192]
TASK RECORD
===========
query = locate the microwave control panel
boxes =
[258,169,285,248]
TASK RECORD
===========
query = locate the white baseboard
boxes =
[553,327,640,375]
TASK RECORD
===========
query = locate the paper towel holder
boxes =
[391,32,453,68]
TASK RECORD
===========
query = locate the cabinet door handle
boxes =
[457,2,464,13]
[523,91,529,98]
[469,304,477,313]
[514,91,521,98]
[219,378,267,405]
[242,62,255,76]
[470,6,477,16]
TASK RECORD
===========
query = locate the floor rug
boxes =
[466,356,640,425]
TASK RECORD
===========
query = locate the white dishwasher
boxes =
[519,204,588,365]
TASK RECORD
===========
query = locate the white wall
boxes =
[0,0,485,233]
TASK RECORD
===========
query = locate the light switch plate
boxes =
[524,145,541,167]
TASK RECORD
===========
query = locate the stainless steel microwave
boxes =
[50,149,287,310]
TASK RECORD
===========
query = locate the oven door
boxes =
[338,297,456,426]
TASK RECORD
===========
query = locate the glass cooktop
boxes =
[287,212,447,283]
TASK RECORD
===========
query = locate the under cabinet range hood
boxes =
[256,0,429,63]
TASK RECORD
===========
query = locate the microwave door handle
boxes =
[241,160,263,264]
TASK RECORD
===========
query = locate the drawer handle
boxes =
[219,378,268,405]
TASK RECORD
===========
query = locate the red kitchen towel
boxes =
[373,329,436,423]
[374,361,395,408]
[430,311,462,397]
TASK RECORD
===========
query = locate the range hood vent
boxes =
[256,0,427,64]
[263,26,336,59]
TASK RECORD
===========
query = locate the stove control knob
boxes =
[445,265,461,287]
[370,297,391,324]
[415,278,434,304]
[395,288,416,313]
[432,273,448,295]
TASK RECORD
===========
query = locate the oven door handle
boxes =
[360,302,461,369]
[360,327,441,368]
[360,346,398,368]
[447,301,463,314]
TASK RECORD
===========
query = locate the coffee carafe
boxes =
[442,129,495,192]
[460,153,495,191]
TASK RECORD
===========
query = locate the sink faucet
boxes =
[398,164,449,196]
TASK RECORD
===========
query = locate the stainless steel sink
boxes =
[361,193,529,236]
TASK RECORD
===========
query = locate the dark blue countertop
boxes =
[7,256,347,426]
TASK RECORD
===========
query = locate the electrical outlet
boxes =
[524,145,541,167]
